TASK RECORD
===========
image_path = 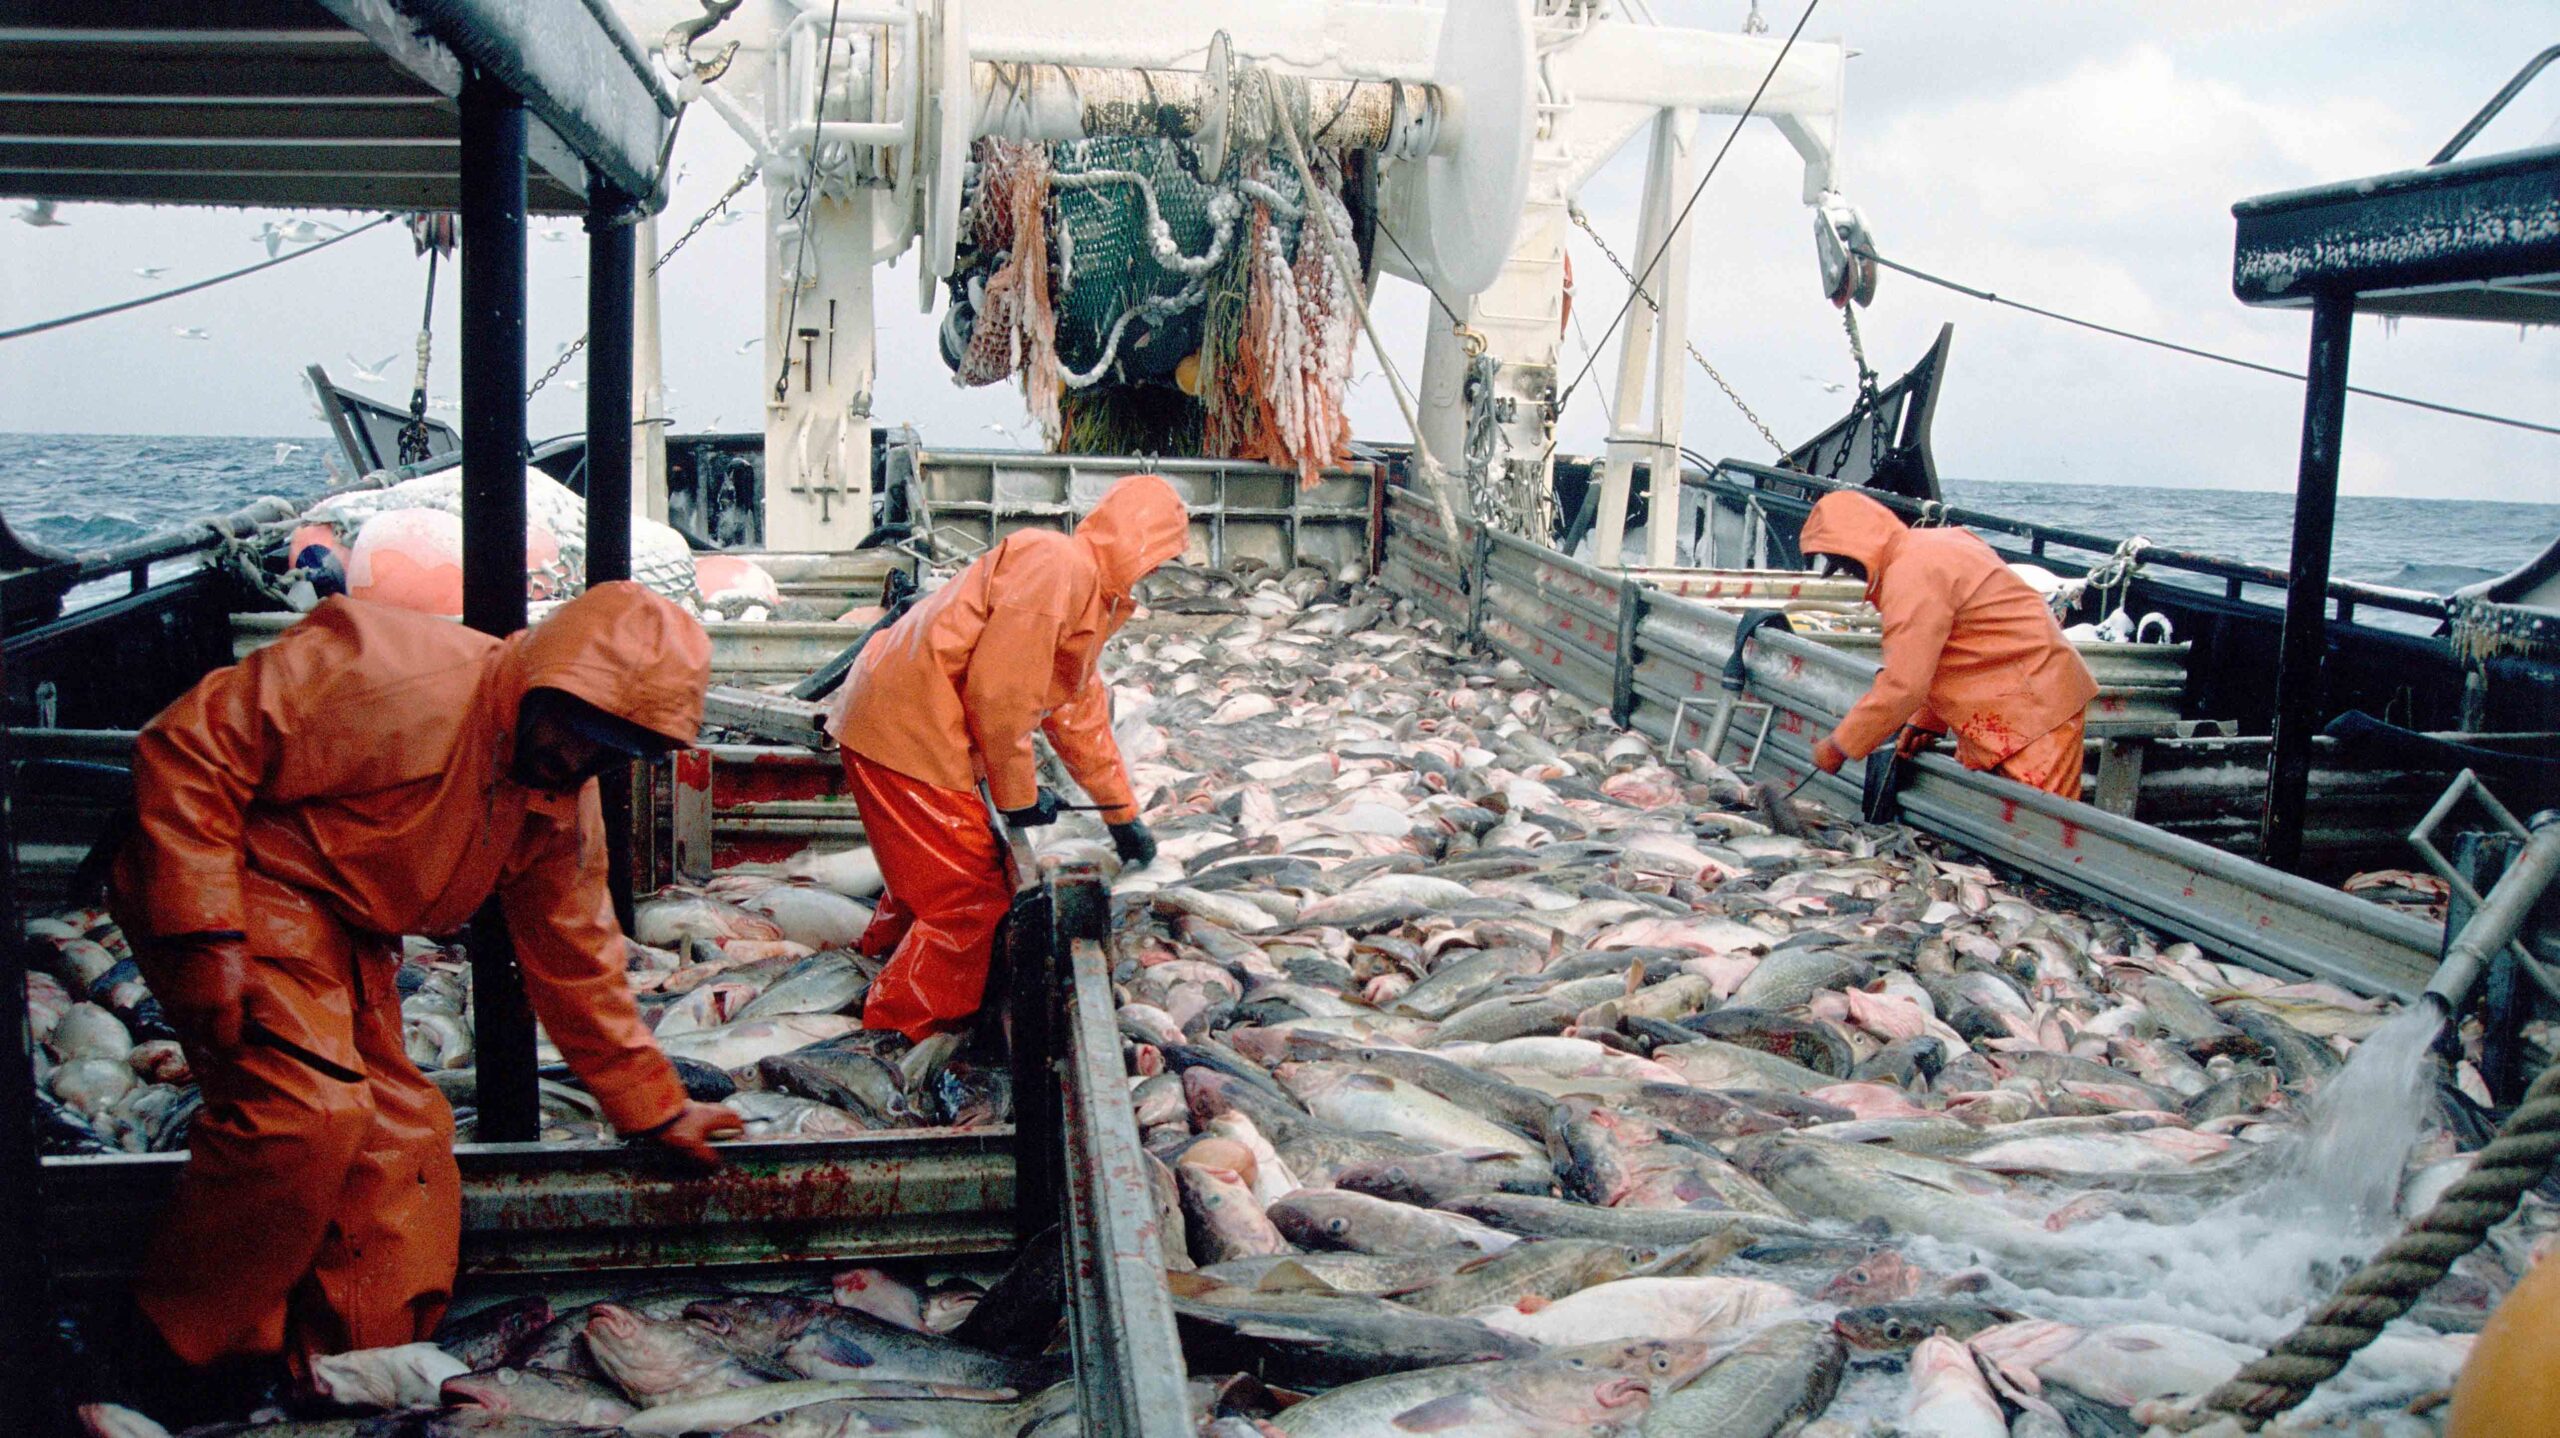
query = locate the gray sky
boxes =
[1,0,2554,501]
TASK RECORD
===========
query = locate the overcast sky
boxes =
[1,0,2553,501]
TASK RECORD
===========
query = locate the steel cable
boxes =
[1856,246,2560,440]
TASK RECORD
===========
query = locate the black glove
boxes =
[1108,819,1158,867]
[1001,787,1063,828]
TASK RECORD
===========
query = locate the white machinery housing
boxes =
[618,0,1856,563]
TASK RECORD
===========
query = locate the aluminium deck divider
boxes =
[1380,487,2442,1000]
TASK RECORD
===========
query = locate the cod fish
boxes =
[1640,1318,1844,1438]
[1271,1344,1706,1438]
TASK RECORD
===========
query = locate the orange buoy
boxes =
[695,554,782,611]
[2448,1247,2560,1437]
[346,509,561,617]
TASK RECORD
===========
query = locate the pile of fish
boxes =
[26,868,1007,1156]
[80,1261,1087,1437]
[1021,560,2542,1436]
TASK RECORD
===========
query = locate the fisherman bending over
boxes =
[1798,490,2098,799]
[828,474,1188,1039]
[110,581,742,1417]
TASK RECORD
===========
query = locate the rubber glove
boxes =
[1812,737,1849,775]
[1109,819,1158,868]
[638,1101,745,1168]
[1894,726,1940,761]
[1001,788,1063,828]
[151,937,252,1060]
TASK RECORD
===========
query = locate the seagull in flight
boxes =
[346,352,400,384]
[711,209,757,227]
[251,218,342,257]
[134,265,170,280]
[1800,373,1848,395]
[15,200,66,228]
[736,336,761,354]
[538,226,571,244]
[273,442,305,465]
[172,326,210,341]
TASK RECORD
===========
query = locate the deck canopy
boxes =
[0,0,675,214]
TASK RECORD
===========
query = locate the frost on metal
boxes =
[315,0,670,198]
[2234,170,2560,305]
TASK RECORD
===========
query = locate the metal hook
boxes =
[665,0,745,83]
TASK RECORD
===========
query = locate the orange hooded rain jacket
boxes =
[829,473,1190,821]
[1800,491,2097,787]
[111,580,706,1367]
[828,476,1188,1039]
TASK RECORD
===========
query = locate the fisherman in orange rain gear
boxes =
[828,474,1189,1040]
[108,581,742,1414]
[1797,490,2099,800]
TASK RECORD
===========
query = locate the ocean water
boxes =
[0,434,2550,594]
[0,432,333,552]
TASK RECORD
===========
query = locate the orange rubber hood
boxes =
[1800,490,1908,597]
[1075,473,1190,605]
[500,580,711,748]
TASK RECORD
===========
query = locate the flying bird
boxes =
[172,326,210,340]
[736,336,761,354]
[1800,373,1847,394]
[273,442,305,465]
[133,265,170,280]
[346,352,400,383]
[251,218,344,256]
[15,200,66,228]
[711,209,757,227]
[538,226,571,244]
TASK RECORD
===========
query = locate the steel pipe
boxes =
[2262,291,2356,870]
[2424,811,2560,1015]
[458,70,539,1145]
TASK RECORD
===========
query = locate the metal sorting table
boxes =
[1381,487,2444,1000]
[29,822,1190,1435]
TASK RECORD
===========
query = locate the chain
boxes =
[1830,303,1891,480]
[526,163,762,401]
[1570,204,1788,459]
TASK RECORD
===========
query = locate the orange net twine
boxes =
[954,140,1062,441]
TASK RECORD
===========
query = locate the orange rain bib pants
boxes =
[122,879,460,1366]
[1992,714,2088,800]
[842,753,1013,1038]
[829,476,1189,1042]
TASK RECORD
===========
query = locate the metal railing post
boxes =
[458,68,539,1143]
[1467,524,1492,643]
[586,174,642,935]
[2260,290,2354,872]
[1610,577,1644,728]
[0,693,59,1428]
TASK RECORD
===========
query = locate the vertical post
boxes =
[632,213,670,523]
[0,695,56,1427]
[586,181,637,586]
[458,70,539,1144]
[1610,579,1644,728]
[1643,113,1697,569]
[586,177,641,936]
[2259,291,2353,871]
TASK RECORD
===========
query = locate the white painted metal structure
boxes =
[613,0,1853,558]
